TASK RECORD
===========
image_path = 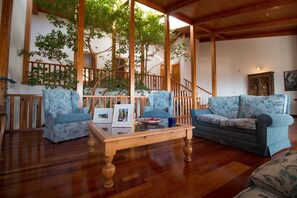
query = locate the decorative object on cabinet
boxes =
[283,70,297,91]
[248,71,274,96]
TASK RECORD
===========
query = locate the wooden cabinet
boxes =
[248,71,274,96]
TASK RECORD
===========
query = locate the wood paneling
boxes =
[0,119,296,197]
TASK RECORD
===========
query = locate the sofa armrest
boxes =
[257,113,294,127]
[190,109,212,117]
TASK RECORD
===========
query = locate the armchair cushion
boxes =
[54,113,92,124]
[142,110,171,118]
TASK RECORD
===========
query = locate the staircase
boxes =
[172,78,213,108]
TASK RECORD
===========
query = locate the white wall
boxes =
[198,36,297,115]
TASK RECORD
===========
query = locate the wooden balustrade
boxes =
[5,93,192,131]
[29,61,164,90]
[171,79,192,97]
[184,78,212,106]
[6,94,43,131]
[29,61,74,87]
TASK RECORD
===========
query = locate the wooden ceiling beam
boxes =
[226,30,297,40]
[196,26,226,40]
[135,0,166,13]
[215,18,297,34]
[167,0,200,14]
[199,30,297,42]
[193,0,297,25]
[170,12,192,25]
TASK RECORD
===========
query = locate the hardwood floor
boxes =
[0,119,296,198]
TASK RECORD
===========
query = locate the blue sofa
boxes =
[190,94,294,156]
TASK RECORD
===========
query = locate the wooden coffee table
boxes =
[87,121,194,188]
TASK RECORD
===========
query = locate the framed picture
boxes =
[284,70,297,91]
[93,108,113,123]
[112,104,133,127]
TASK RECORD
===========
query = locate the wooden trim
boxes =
[129,0,135,106]
[0,0,13,79]
[22,0,33,84]
[76,0,85,106]
[292,115,297,118]
[193,0,296,25]
[164,14,171,91]
[32,2,38,15]
[190,25,197,109]
[211,33,217,96]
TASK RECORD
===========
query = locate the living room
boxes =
[1,0,297,197]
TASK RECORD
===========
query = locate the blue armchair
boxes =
[42,88,92,143]
[142,91,174,118]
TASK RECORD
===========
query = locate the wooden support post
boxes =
[129,0,135,107]
[22,0,33,84]
[140,44,145,81]
[112,30,116,77]
[76,0,85,106]
[0,0,13,78]
[190,25,197,109]
[164,14,171,91]
[211,33,217,96]
[0,1,13,149]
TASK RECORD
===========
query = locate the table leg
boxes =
[88,131,95,153]
[183,138,192,162]
[102,155,115,188]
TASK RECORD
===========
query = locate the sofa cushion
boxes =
[208,96,239,119]
[54,113,92,124]
[196,114,228,125]
[220,118,257,130]
[234,186,279,198]
[249,153,297,198]
[238,94,288,118]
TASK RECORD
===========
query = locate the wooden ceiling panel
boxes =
[36,0,297,42]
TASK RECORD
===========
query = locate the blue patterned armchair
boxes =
[42,88,92,143]
[142,91,174,118]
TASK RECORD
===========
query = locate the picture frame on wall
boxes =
[112,104,133,127]
[93,108,113,123]
[284,70,297,91]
